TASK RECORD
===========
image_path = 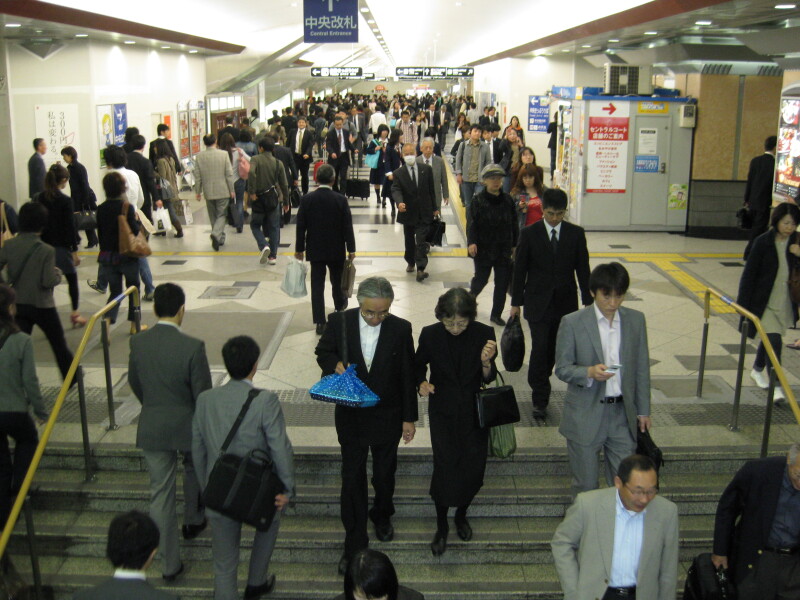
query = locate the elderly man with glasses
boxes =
[552,454,679,600]
[314,276,418,577]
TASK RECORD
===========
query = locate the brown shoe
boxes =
[406,264,415,273]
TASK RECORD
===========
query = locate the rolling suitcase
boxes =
[345,165,371,200]
[683,553,736,600]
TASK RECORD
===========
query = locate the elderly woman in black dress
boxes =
[415,287,497,556]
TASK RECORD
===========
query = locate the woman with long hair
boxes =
[508,146,540,191]
[366,124,390,205]
[36,163,86,327]
[382,129,404,213]
[61,146,98,248]
[153,138,184,238]
[511,164,545,229]
[502,115,525,145]
[453,112,468,133]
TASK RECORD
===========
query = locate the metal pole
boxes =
[697,321,710,397]
[761,369,777,458]
[22,498,43,599]
[100,319,118,431]
[729,324,749,432]
[74,366,95,483]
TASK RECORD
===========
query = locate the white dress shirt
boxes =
[586,302,622,396]
[296,128,305,154]
[543,220,562,242]
[358,314,382,371]
[113,568,147,581]
[609,489,645,587]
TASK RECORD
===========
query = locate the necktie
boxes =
[551,228,558,254]
[296,130,302,154]
[411,165,417,186]
[338,130,343,151]
[426,158,430,166]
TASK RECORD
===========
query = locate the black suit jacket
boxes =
[326,127,354,167]
[295,187,355,261]
[217,125,240,143]
[148,137,182,172]
[713,456,786,583]
[392,163,436,226]
[273,145,298,183]
[744,153,775,211]
[511,220,592,322]
[288,129,315,159]
[127,151,157,207]
[315,309,418,446]
[282,115,298,137]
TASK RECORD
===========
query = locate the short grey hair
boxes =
[420,137,435,147]
[357,276,394,303]
[789,442,800,464]
[316,163,335,185]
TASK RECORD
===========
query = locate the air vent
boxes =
[757,65,783,76]
[701,63,732,74]
[603,65,652,94]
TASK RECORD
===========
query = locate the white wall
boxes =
[7,40,206,205]
[474,56,603,170]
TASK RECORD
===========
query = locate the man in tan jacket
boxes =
[194,134,235,251]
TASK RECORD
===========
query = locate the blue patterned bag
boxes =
[310,364,380,408]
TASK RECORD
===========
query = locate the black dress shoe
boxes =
[315,323,325,335]
[490,315,506,327]
[533,407,547,419]
[210,234,220,251]
[430,529,448,556]
[162,562,185,583]
[455,517,473,541]
[373,519,394,542]
[182,517,207,540]
[337,554,349,576]
[244,574,276,599]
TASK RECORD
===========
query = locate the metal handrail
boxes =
[697,287,800,455]
[0,286,141,560]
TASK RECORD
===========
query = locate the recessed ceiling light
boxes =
[644,31,658,35]
[124,40,136,44]
[35,29,42,34]
[5,23,21,28]
[562,48,571,52]
[377,35,383,39]
[609,38,620,42]
[189,49,198,54]
[581,44,592,48]
[161,45,171,49]
[455,1,462,5]
[367,19,375,23]
[776,3,796,7]
[360,7,369,12]
[75,33,88,38]
[695,20,712,25]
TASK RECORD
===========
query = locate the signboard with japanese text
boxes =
[396,66,474,80]
[178,110,190,159]
[112,103,127,146]
[304,0,358,43]
[528,96,549,132]
[775,97,800,198]
[189,109,203,156]
[586,101,629,194]
[34,104,79,167]
[634,155,659,173]
[638,101,668,114]
[311,66,362,77]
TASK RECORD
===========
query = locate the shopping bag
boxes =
[341,258,356,298]
[153,207,173,234]
[281,258,308,298]
[182,199,194,224]
[309,364,380,408]
[488,423,517,459]
[500,315,525,372]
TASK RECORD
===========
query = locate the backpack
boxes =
[237,148,250,180]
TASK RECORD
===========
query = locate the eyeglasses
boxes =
[442,319,470,330]
[624,484,659,498]
[361,310,390,321]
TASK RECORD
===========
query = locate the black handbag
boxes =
[500,314,525,372]
[475,372,520,429]
[202,389,286,531]
[73,210,97,231]
[736,206,753,229]
[425,216,446,246]
[683,553,736,600]
[636,429,665,473]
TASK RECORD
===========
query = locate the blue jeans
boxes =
[460,181,483,209]
[233,179,246,230]
[249,208,280,257]
[96,257,153,294]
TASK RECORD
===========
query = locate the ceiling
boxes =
[1,0,800,98]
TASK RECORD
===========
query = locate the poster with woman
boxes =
[775,98,800,198]
[96,104,113,167]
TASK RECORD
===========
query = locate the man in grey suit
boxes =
[194,134,235,251]
[192,335,295,600]
[417,137,449,209]
[555,262,652,496]
[551,454,679,600]
[73,510,177,600]
[128,283,212,581]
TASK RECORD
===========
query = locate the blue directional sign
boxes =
[528,96,549,133]
[304,0,359,43]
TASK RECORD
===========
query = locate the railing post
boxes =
[74,366,95,483]
[22,498,43,600]
[729,324,749,432]
[100,319,118,431]
[761,369,777,458]
[697,320,710,397]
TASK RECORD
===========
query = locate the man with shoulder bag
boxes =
[247,138,290,266]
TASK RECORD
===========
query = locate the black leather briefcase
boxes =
[475,373,520,429]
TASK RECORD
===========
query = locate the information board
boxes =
[304,0,358,43]
[528,96,549,132]
[586,102,630,194]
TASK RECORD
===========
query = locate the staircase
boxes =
[7,443,761,599]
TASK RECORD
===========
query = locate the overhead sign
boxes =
[304,0,358,43]
[446,67,474,78]
[395,66,474,79]
[339,73,375,80]
[528,96,549,133]
[311,66,363,77]
[586,101,630,194]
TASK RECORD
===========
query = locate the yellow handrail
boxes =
[0,286,141,557]
[703,286,800,425]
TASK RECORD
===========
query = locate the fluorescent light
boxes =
[360,7,369,12]
[775,3,796,7]
[609,38,620,42]
[75,33,89,38]
[695,20,712,25]
[644,31,658,35]
[581,44,592,48]
[161,45,171,49]
[5,23,21,28]
[562,48,571,52]
[124,40,136,44]
[189,49,198,54]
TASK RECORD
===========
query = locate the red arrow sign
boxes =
[601,103,617,115]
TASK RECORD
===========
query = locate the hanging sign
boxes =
[528,96,549,132]
[586,102,630,194]
[304,0,358,43]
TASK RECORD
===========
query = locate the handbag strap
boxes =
[219,388,261,455]
[7,240,42,286]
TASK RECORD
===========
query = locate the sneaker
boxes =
[774,386,786,403]
[259,247,271,264]
[750,368,770,389]
[268,257,277,266]
[143,291,155,302]
[87,279,105,294]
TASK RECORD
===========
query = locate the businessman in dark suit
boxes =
[326,116,355,193]
[348,106,368,169]
[510,189,591,419]
[28,138,47,199]
[392,143,437,282]
[295,164,356,334]
[128,283,213,581]
[315,277,418,576]
[435,104,452,149]
[73,511,177,600]
[148,124,182,173]
[288,117,315,195]
[712,445,800,598]
[127,134,158,221]
[743,135,777,259]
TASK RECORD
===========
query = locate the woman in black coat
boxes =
[737,201,800,401]
[61,146,98,248]
[382,128,404,214]
[415,288,498,556]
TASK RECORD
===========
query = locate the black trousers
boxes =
[0,412,39,524]
[295,154,311,195]
[744,207,771,259]
[754,332,783,374]
[738,550,800,600]
[15,304,74,380]
[602,588,636,600]
[310,259,345,325]
[403,223,430,271]
[470,255,511,317]
[340,439,399,558]
[527,308,561,409]
[329,158,349,194]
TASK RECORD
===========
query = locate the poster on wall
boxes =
[775,98,800,198]
[668,183,688,210]
[586,101,630,194]
[96,104,113,167]
[113,104,127,146]
[528,96,550,132]
[178,110,190,158]
[189,109,204,156]
[34,104,79,167]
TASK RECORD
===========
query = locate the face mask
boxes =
[403,155,416,166]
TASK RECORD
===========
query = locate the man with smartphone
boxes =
[554,262,653,498]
